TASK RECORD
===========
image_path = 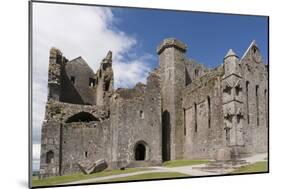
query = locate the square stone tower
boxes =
[157,38,187,160]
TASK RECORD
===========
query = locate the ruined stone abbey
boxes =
[39,38,268,177]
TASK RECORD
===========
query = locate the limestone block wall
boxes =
[39,100,110,177]
[182,69,225,159]
[109,70,162,168]
[61,120,110,175]
[240,42,268,154]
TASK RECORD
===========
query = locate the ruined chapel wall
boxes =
[109,71,162,167]
[182,70,225,159]
[61,119,111,175]
[60,58,96,105]
[240,45,268,154]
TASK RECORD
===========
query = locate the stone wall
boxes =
[109,70,162,168]
[60,57,96,105]
[240,41,268,154]
[182,68,225,159]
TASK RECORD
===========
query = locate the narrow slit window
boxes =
[194,103,197,132]
[207,96,211,128]
[70,76,75,84]
[246,81,250,124]
[140,110,144,119]
[256,85,259,126]
[195,69,199,77]
[85,151,88,158]
[89,78,95,87]
[183,108,186,136]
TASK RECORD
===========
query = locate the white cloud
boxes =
[32,3,154,170]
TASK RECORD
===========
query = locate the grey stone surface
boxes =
[39,38,268,178]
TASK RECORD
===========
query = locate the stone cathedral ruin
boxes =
[39,38,268,177]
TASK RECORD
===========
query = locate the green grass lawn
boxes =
[32,167,152,187]
[97,172,190,183]
[231,161,268,174]
[163,159,209,167]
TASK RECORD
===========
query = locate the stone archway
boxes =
[134,142,147,161]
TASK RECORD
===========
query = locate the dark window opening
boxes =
[185,67,192,86]
[246,81,250,124]
[253,46,257,53]
[70,76,75,84]
[194,103,197,132]
[183,108,186,136]
[195,69,199,77]
[89,78,95,87]
[225,113,233,123]
[235,84,242,96]
[256,85,259,126]
[85,151,88,158]
[135,143,146,161]
[162,110,171,161]
[223,85,232,95]
[140,110,144,119]
[46,150,54,164]
[225,128,230,144]
[207,96,211,128]
[104,81,110,91]
[237,113,244,124]
[65,112,99,123]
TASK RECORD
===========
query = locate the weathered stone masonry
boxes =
[39,38,268,178]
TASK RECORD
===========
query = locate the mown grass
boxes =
[231,161,268,174]
[97,172,190,183]
[32,167,152,187]
[163,159,209,167]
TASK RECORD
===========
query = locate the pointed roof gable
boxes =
[224,49,238,60]
[241,40,258,60]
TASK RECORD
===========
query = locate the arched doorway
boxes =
[134,143,146,161]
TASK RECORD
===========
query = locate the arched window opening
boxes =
[139,110,144,119]
[65,112,99,123]
[89,78,95,87]
[135,143,146,161]
[46,150,54,164]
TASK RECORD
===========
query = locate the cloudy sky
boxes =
[32,2,268,171]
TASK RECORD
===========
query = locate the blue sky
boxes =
[112,7,268,68]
